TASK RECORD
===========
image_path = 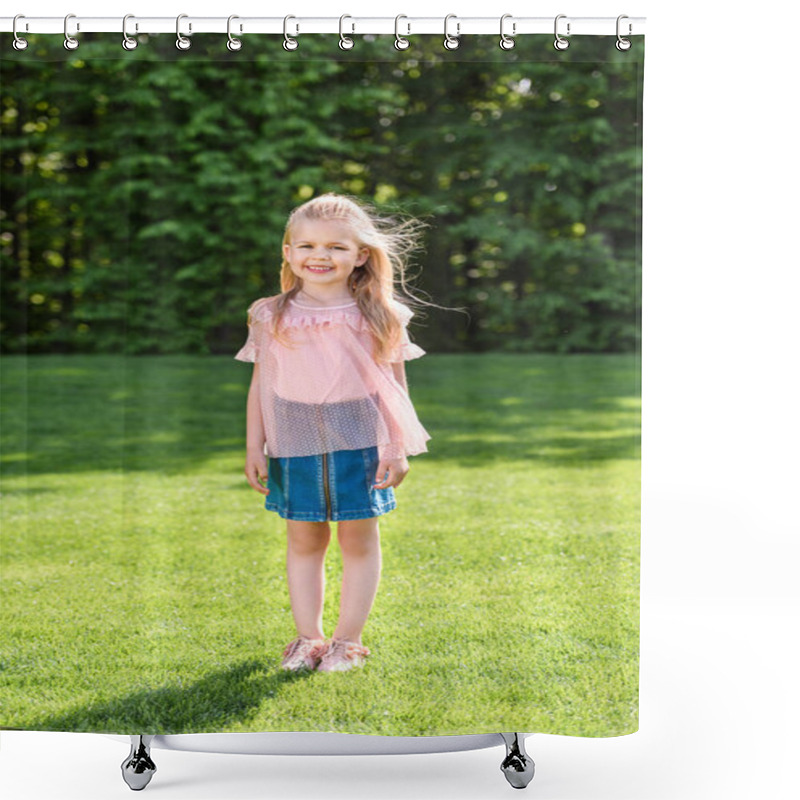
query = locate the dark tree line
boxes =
[1,33,642,354]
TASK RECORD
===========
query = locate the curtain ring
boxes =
[227,15,242,51]
[339,15,355,50]
[615,15,632,51]
[64,14,79,50]
[499,14,516,50]
[443,14,460,50]
[283,15,299,51]
[122,15,138,50]
[394,15,410,50]
[175,14,191,50]
[12,15,28,51]
[553,14,570,51]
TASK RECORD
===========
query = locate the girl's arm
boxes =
[373,361,411,490]
[245,364,269,495]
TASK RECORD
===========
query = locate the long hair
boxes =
[271,194,425,361]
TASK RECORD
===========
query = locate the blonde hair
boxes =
[271,193,424,361]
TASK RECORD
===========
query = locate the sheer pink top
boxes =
[235,296,430,461]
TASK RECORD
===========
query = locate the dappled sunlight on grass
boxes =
[1,353,639,737]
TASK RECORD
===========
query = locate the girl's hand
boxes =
[245,450,270,495]
[373,456,409,490]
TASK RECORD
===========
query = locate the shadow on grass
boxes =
[1,355,247,478]
[1,353,640,477]
[426,431,641,466]
[22,658,315,734]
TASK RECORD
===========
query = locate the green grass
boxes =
[0,353,639,737]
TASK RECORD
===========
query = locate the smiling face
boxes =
[283,219,369,296]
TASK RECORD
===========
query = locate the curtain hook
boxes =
[443,14,460,51]
[64,14,79,50]
[339,15,355,50]
[12,15,28,51]
[615,15,632,51]
[554,14,570,51]
[283,15,299,51]
[175,14,191,50]
[227,15,242,51]
[499,14,516,50]
[122,15,138,50]
[394,15,410,51]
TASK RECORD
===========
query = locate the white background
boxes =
[2,1,798,798]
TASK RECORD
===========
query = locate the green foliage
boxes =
[1,34,642,354]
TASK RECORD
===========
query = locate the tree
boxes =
[1,34,642,354]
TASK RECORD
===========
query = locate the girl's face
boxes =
[284,219,369,294]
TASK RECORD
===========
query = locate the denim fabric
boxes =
[265,446,396,521]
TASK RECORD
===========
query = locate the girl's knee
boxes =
[287,520,331,555]
[337,519,380,557]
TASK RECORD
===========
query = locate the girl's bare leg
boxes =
[333,517,382,644]
[286,520,331,639]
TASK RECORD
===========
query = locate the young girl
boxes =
[235,194,430,673]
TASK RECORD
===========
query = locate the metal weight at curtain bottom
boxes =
[121,735,156,791]
[500,732,536,789]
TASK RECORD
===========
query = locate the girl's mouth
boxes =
[306,266,333,273]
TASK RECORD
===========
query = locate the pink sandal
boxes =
[281,636,327,671]
[316,639,370,673]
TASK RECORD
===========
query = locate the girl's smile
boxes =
[284,220,369,298]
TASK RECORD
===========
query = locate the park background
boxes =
[0,1,798,800]
[1,37,639,356]
[1,29,642,738]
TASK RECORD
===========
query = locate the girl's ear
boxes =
[356,247,370,266]
[283,242,292,261]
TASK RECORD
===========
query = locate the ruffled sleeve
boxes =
[388,300,426,363]
[234,297,273,363]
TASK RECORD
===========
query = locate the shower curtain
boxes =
[1,26,643,740]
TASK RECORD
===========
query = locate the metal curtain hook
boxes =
[12,14,28,51]
[64,14,79,50]
[176,14,191,50]
[499,14,516,50]
[122,15,138,50]
[339,15,355,50]
[554,14,570,51]
[283,15,299,50]
[616,15,632,51]
[443,14,460,50]
[394,15,410,50]
[227,15,242,51]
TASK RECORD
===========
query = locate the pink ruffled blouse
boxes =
[235,296,430,461]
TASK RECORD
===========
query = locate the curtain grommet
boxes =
[12,15,28,50]
[175,14,191,50]
[553,14,570,51]
[394,15,410,51]
[443,14,460,50]
[122,15,138,50]
[339,15,355,50]
[64,14,79,50]
[499,14,516,50]
[283,16,299,51]
[227,15,242,51]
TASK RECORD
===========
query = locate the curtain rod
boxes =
[2,15,646,37]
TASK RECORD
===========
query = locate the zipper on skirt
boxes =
[321,452,332,519]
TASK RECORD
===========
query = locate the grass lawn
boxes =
[1,353,639,737]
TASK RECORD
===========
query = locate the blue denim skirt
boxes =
[265,446,397,522]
